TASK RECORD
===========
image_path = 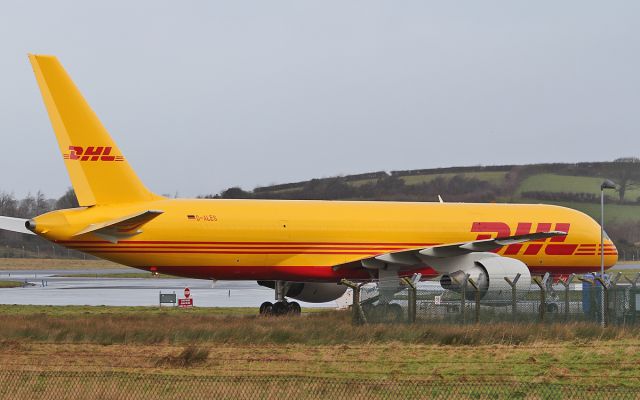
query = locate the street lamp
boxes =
[600,179,616,327]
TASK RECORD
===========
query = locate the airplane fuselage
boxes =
[31,199,617,281]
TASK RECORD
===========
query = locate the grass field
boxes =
[517,173,640,200]
[399,171,508,186]
[0,306,639,386]
[0,280,23,288]
[346,178,377,187]
[0,258,127,271]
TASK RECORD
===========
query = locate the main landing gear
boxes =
[259,301,301,316]
[259,280,301,316]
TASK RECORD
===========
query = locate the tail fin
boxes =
[28,54,161,206]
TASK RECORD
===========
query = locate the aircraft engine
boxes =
[439,253,531,301]
[257,281,347,303]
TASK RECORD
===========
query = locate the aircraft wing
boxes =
[74,210,163,243]
[335,231,567,271]
[0,216,35,235]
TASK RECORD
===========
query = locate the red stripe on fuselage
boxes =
[57,240,439,246]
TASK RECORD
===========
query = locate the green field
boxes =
[0,280,22,288]
[0,258,126,270]
[399,171,508,186]
[346,178,378,187]
[517,173,640,199]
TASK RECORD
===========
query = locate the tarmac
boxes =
[0,268,333,308]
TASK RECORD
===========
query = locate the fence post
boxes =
[452,273,470,324]
[533,277,546,323]
[623,273,640,325]
[467,277,480,324]
[340,279,367,325]
[557,274,575,322]
[595,276,609,327]
[504,273,521,322]
[609,272,622,325]
[401,277,417,324]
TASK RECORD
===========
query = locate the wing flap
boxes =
[334,230,568,271]
[420,231,566,258]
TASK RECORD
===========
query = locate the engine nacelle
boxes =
[438,253,531,301]
[257,281,347,303]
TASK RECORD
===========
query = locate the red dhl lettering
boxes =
[471,222,577,256]
[63,146,124,162]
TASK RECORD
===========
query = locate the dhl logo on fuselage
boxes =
[63,146,124,162]
[471,222,616,256]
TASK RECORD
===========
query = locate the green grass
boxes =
[0,305,329,316]
[609,267,640,279]
[346,178,377,187]
[0,280,23,288]
[517,173,640,200]
[0,258,126,270]
[399,171,507,186]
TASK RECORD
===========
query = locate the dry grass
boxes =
[0,280,23,288]
[0,307,639,387]
[155,346,210,368]
[0,306,638,346]
[1,341,639,386]
[0,258,127,270]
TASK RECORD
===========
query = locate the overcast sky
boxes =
[1,1,639,199]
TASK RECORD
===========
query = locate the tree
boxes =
[609,158,640,203]
[0,192,18,217]
[56,188,80,209]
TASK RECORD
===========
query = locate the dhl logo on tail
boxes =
[63,146,124,162]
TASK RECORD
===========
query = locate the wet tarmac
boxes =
[0,264,635,308]
[0,268,335,308]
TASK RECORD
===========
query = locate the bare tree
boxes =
[55,188,79,209]
[610,158,640,203]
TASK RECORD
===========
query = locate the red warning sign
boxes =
[178,298,193,307]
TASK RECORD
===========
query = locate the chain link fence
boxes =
[0,371,638,399]
[344,274,640,326]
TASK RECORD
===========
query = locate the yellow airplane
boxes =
[0,55,618,315]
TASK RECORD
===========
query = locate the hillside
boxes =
[207,160,640,258]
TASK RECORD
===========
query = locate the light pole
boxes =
[600,179,616,327]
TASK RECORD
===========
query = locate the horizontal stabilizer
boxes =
[74,210,163,243]
[0,216,35,235]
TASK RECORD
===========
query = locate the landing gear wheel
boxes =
[259,301,273,315]
[272,301,289,316]
[546,303,559,313]
[288,302,301,315]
